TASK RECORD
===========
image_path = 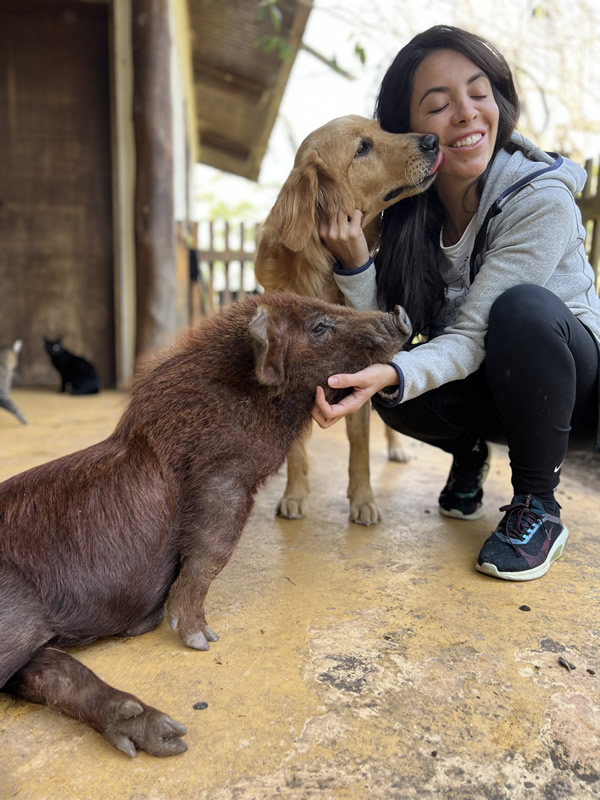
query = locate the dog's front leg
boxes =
[276,434,310,519]
[346,404,380,525]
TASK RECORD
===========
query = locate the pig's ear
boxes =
[249,307,285,387]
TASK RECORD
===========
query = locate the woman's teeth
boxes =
[450,133,483,148]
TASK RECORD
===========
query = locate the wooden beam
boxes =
[109,0,137,388]
[132,0,176,362]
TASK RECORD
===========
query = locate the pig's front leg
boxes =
[168,496,249,651]
[167,557,224,651]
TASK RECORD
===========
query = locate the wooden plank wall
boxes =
[0,3,114,387]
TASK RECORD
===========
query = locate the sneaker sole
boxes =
[475,525,569,581]
[439,505,485,521]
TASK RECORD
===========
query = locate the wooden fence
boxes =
[189,220,260,324]
[578,156,600,292]
[192,162,600,320]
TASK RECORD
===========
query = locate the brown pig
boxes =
[0,291,411,757]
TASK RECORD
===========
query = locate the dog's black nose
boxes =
[419,134,438,152]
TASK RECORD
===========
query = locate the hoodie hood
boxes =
[477,132,588,224]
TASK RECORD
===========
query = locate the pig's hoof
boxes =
[104,700,187,758]
[169,614,219,650]
[182,627,219,651]
[277,495,307,520]
[349,499,381,526]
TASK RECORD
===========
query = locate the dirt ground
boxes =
[563,449,600,492]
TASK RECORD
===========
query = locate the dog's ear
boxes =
[265,160,320,252]
[265,152,355,252]
[249,307,286,387]
[314,160,355,226]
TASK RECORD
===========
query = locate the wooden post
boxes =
[131,0,176,362]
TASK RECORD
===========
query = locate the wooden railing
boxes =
[190,220,260,323]
[191,166,600,320]
[577,156,600,291]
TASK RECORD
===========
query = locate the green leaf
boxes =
[269,5,283,32]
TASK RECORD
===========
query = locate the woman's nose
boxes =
[452,99,477,125]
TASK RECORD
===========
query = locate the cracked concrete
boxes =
[1,389,599,799]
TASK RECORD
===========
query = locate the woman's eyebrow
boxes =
[418,71,488,106]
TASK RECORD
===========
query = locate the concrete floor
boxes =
[1,389,599,800]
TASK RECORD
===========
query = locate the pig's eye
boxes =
[312,321,332,336]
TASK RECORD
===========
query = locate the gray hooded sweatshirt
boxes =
[333,132,600,407]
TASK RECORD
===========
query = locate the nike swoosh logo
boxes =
[554,463,563,473]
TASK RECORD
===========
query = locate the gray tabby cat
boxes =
[0,340,27,425]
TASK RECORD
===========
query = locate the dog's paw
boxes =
[277,495,308,520]
[349,499,381,526]
[103,699,187,758]
[387,445,410,463]
[385,428,410,463]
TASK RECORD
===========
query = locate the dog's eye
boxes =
[354,139,372,158]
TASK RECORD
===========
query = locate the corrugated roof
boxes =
[189,0,311,180]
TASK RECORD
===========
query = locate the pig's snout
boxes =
[391,305,412,338]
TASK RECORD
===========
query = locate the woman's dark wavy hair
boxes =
[373,25,520,335]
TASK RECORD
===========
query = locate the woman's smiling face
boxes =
[409,48,499,192]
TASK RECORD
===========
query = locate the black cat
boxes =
[44,338,100,395]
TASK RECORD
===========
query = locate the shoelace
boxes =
[498,495,545,544]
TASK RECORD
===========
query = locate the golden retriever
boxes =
[254,115,443,525]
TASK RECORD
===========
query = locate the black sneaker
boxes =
[439,440,490,520]
[476,494,569,581]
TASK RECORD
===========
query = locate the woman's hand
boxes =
[318,209,370,269]
[312,363,399,429]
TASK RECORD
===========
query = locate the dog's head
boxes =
[264,115,444,252]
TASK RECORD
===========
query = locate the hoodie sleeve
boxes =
[333,258,380,311]
[390,181,585,402]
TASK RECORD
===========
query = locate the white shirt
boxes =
[431,215,479,337]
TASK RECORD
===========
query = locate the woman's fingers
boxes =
[312,365,400,429]
[312,382,372,429]
[319,208,369,268]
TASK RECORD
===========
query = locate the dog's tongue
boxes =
[429,149,446,175]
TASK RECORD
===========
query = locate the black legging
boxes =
[375,284,599,496]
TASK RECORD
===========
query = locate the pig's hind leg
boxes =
[4,647,187,758]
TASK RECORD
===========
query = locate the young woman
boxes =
[313,25,600,581]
